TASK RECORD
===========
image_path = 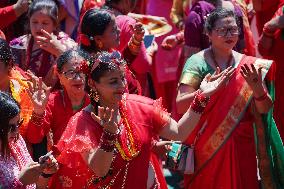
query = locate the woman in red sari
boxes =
[258,5,284,141]
[102,0,152,95]
[53,50,233,188]
[177,8,274,189]
[79,9,145,95]
[25,49,90,161]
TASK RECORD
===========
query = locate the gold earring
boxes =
[98,42,103,49]
[90,89,100,102]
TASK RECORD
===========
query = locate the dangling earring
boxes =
[90,89,100,102]
[98,42,103,49]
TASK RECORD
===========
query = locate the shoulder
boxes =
[184,52,206,67]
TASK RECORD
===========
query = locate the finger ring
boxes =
[252,78,258,83]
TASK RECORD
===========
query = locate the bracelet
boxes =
[254,91,268,101]
[98,129,118,152]
[191,90,210,114]
[132,36,142,46]
[41,172,53,178]
[128,41,141,55]
[30,111,45,126]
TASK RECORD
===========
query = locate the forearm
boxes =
[176,91,197,114]
[167,109,201,142]
[84,148,114,177]
[253,88,273,113]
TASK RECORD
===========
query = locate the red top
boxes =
[26,90,90,146]
[51,94,169,188]
[0,5,17,29]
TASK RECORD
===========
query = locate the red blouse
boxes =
[52,94,169,188]
[26,90,90,146]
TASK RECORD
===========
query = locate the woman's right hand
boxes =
[18,162,42,185]
[26,75,51,115]
[200,66,235,97]
[161,35,179,50]
[91,106,119,134]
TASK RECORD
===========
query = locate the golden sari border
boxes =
[194,57,273,173]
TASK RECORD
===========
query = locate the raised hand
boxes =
[240,64,264,93]
[91,106,119,134]
[130,22,145,42]
[26,76,51,115]
[161,35,179,50]
[35,29,65,57]
[14,0,29,17]
[200,66,235,97]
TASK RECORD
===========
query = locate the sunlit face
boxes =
[208,16,239,51]
[7,114,21,143]
[96,17,120,50]
[0,62,9,87]
[58,57,86,95]
[30,10,56,37]
[90,69,126,106]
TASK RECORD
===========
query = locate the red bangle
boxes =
[254,91,268,101]
[191,90,210,114]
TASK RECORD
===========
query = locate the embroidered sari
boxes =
[52,94,169,188]
[180,52,284,188]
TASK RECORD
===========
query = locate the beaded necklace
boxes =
[210,47,233,71]
[115,95,141,161]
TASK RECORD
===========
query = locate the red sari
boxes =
[258,6,284,141]
[255,0,284,35]
[184,56,273,189]
[52,94,169,188]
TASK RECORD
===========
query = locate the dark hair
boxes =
[105,0,120,6]
[80,9,113,53]
[0,92,20,158]
[86,51,122,112]
[28,0,59,27]
[0,38,13,68]
[204,8,240,34]
[104,0,138,13]
[57,48,91,73]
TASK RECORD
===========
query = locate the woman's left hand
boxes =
[200,66,235,97]
[131,22,145,42]
[240,64,265,94]
[35,29,65,57]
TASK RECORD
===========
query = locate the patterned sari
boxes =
[180,52,284,188]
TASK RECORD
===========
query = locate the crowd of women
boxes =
[0,0,283,188]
